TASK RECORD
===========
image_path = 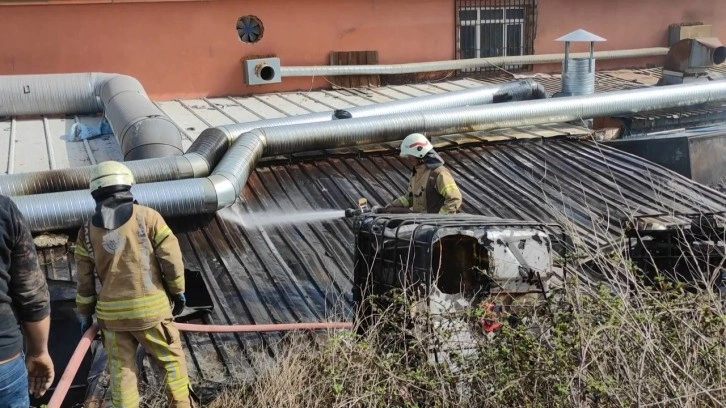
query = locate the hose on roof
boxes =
[46,321,354,408]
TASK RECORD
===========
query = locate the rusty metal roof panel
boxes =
[38,136,726,389]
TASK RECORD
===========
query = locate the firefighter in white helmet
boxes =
[74,161,193,408]
[382,133,463,214]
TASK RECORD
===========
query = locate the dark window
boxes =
[455,0,537,73]
[480,9,504,20]
[459,9,478,20]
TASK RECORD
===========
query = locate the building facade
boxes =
[1,0,724,98]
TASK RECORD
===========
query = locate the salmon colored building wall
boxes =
[0,0,455,99]
[1,0,725,99]
[534,0,726,72]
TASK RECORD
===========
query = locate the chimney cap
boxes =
[556,29,607,42]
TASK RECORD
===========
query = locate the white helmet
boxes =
[399,133,433,158]
[90,161,135,193]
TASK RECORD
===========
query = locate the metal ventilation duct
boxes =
[661,37,726,85]
[0,73,184,160]
[0,80,546,196]
[12,80,726,232]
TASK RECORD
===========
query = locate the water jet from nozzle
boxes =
[218,206,346,229]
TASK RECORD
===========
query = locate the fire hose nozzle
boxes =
[345,197,375,218]
[345,208,363,218]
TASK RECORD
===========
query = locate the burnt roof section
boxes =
[39,134,726,386]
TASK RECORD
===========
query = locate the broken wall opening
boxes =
[432,235,490,296]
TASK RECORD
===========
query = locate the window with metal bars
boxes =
[455,0,537,72]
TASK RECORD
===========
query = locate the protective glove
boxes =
[171,293,186,316]
[78,314,93,335]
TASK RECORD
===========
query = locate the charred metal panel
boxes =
[689,132,726,187]
[606,135,692,179]
[627,213,726,290]
[607,129,726,187]
[352,214,560,330]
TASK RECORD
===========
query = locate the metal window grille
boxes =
[455,0,537,73]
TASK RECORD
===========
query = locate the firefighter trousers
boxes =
[103,319,192,408]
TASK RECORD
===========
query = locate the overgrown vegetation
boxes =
[134,215,726,408]
[195,230,726,408]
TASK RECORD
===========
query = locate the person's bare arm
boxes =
[23,317,54,398]
[7,199,53,397]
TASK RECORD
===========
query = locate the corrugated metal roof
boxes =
[9,68,726,396]
[38,135,726,390]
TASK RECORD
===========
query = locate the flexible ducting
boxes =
[13,80,726,232]
[0,73,184,160]
[0,80,546,196]
[280,48,668,77]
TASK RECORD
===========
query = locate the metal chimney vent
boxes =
[555,29,606,97]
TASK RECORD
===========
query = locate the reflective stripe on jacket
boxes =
[389,164,463,214]
[74,205,185,331]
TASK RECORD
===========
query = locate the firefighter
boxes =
[74,161,192,408]
[382,133,463,214]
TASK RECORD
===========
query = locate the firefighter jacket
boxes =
[74,205,185,331]
[389,163,462,214]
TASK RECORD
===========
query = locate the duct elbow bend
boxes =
[207,174,239,210]
[98,74,145,103]
[526,79,549,99]
[493,79,549,103]
[121,117,185,161]
[187,127,235,171]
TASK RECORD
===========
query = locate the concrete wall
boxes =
[1,0,725,99]
[0,0,454,99]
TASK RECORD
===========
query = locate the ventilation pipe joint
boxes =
[182,152,213,178]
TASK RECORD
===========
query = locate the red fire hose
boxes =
[175,321,352,332]
[46,322,100,408]
[47,320,353,408]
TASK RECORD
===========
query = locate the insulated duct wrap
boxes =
[3,80,545,196]
[12,179,218,232]
[16,80,726,232]
[131,179,218,217]
[194,79,548,147]
[0,73,184,160]
[98,75,184,161]
[0,157,192,196]
[0,73,105,116]
[227,79,726,202]
[210,133,266,199]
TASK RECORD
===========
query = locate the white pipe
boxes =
[280,48,668,77]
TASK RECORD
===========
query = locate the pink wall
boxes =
[1,0,725,99]
[0,0,454,99]
[534,0,726,71]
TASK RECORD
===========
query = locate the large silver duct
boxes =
[0,80,545,196]
[14,80,726,232]
[280,48,668,77]
[0,73,184,160]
